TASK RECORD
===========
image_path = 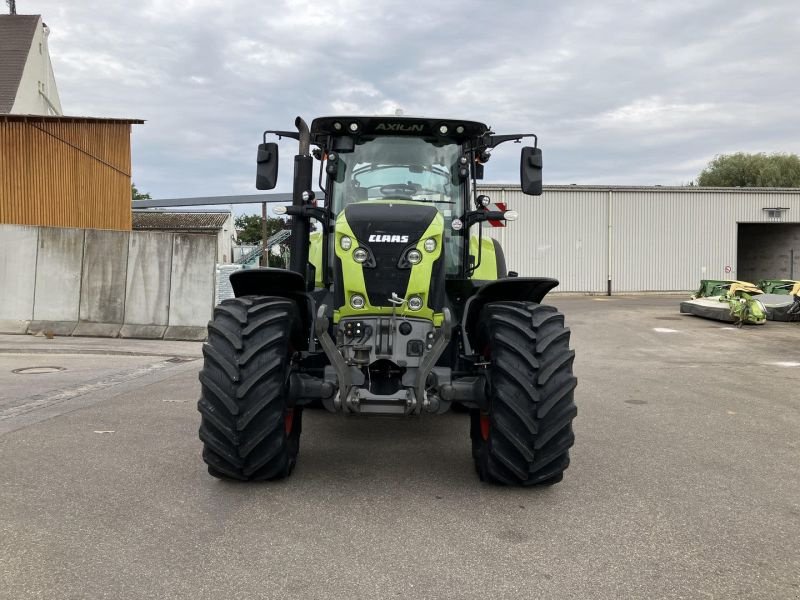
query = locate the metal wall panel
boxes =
[478,185,800,293]
[610,190,800,291]
[479,186,608,292]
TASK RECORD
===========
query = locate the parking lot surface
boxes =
[1,296,798,599]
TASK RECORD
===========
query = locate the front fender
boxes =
[461,277,559,354]
[229,268,312,350]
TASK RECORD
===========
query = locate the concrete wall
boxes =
[122,231,173,339]
[31,227,84,334]
[0,225,216,339]
[77,229,130,336]
[738,224,800,282]
[167,233,216,339]
[0,225,38,332]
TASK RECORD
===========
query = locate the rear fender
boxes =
[461,277,559,355]
[229,268,313,350]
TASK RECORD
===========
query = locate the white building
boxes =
[132,210,236,264]
[479,185,800,293]
[0,14,63,115]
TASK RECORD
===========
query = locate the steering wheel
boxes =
[379,183,419,198]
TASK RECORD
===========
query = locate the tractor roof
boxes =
[310,115,491,143]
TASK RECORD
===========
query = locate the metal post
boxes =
[607,190,613,296]
[261,202,268,266]
[791,248,795,279]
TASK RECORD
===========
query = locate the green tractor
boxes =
[198,116,577,486]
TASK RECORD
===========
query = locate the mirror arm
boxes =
[263,130,301,143]
[483,133,538,149]
[285,205,330,228]
[463,209,506,229]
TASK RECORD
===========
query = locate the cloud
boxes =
[21,0,800,201]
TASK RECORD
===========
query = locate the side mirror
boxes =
[520,146,543,195]
[256,142,279,190]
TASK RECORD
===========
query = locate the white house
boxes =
[0,14,62,115]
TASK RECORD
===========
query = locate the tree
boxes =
[132,183,151,200]
[234,214,286,244]
[697,153,800,187]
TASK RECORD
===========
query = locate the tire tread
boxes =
[473,300,577,486]
[198,295,302,481]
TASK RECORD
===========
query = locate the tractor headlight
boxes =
[407,249,422,264]
[408,296,423,311]
[423,238,436,253]
[350,294,366,309]
[353,247,369,263]
[340,235,352,251]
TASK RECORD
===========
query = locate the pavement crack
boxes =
[0,360,179,422]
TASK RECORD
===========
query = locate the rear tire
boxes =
[473,301,577,486]
[198,296,303,481]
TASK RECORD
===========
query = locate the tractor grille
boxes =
[363,244,412,306]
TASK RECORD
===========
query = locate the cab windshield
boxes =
[330,137,463,214]
[328,136,465,275]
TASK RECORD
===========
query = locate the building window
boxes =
[763,207,789,220]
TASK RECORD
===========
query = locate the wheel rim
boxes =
[480,344,492,441]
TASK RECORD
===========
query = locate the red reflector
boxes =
[480,414,490,441]
[284,409,294,434]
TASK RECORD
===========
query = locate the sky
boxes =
[17,0,800,213]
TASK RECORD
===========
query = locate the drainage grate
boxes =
[12,366,67,375]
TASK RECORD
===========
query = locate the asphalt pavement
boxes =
[1,296,798,599]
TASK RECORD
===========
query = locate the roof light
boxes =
[349,122,359,132]
[273,206,287,215]
[438,125,449,135]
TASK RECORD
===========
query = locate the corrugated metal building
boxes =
[0,114,143,230]
[478,185,800,293]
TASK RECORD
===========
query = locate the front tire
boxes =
[198,296,302,481]
[472,301,577,486]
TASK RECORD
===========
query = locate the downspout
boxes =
[38,90,61,116]
[607,190,612,296]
